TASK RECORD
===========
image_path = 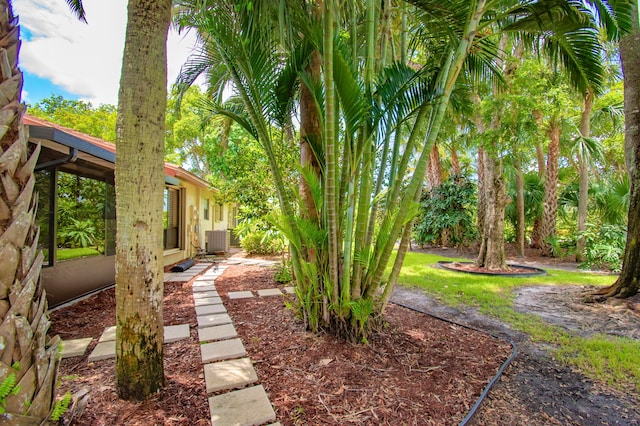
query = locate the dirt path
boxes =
[391,285,640,425]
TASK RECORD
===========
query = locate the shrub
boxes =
[413,175,477,247]
[240,229,285,255]
[579,224,626,272]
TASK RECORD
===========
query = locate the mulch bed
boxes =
[49,262,512,425]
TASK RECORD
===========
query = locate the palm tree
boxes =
[114,0,172,400]
[0,1,62,422]
[598,2,640,298]
[175,0,634,340]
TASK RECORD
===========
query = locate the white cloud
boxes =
[15,0,198,106]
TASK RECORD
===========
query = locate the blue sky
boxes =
[16,0,197,107]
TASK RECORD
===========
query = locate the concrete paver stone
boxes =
[257,288,282,297]
[99,324,190,343]
[196,304,227,316]
[227,291,253,299]
[193,285,217,293]
[61,338,93,358]
[198,313,233,329]
[204,358,258,393]
[283,286,295,294]
[209,385,276,426]
[194,296,223,306]
[193,290,220,299]
[198,324,237,342]
[87,341,115,362]
[164,324,190,343]
[201,338,246,363]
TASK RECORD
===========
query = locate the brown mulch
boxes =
[49,263,512,425]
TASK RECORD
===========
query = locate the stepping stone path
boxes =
[62,256,288,425]
[195,259,279,425]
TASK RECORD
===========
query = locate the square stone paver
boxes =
[196,304,227,316]
[283,286,295,294]
[193,284,217,293]
[201,338,246,363]
[193,290,219,299]
[227,291,253,299]
[257,288,283,297]
[99,324,190,344]
[209,385,276,426]
[204,358,258,393]
[194,296,223,306]
[164,324,190,343]
[87,341,115,362]
[98,326,117,343]
[61,338,93,359]
[198,313,232,329]
[199,324,237,342]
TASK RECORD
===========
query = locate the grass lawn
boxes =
[395,251,640,392]
[56,247,101,261]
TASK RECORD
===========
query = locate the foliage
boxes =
[59,219,97,249]
[274,260,293,283]
[235,218,286,255]
[50,392,72,422]
[414,175,477,247]
[28,95,117,142]
[173,0,633,341]
[578,224,626,272]
[165,86,298,217]
[0,374,20,415]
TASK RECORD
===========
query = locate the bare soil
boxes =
[48,247,640,425]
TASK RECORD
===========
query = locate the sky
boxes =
[15,0,198,107]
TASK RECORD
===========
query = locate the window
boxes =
[163,187,181,250]
[203,198,210,220]
[35,170,115,265]
[216,203,224,222]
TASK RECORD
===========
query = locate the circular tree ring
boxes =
[436,261,546,277]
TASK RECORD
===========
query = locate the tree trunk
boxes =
[576,90,593,262]
[530,137,546,248]
[0,2,61,422]
[514,159,526,257]
[115,0,171,400]
[540,120,560,257]
[299,50,322,222]
[598,5,640,298]
[476,152,508,269]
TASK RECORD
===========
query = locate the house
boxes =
[25,114,238,307]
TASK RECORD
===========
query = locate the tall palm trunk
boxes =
[115,0,172,400]
[0,1,61,422]
[576,90,593,262]
[540,119,561,257]
[598,4,640,298]
[514,159,526,257]
[530,112,546,248]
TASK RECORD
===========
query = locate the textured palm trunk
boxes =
[476,152,508,269]
[598,5,640,298]
[0,2,61,422]
[115,0,171,400]
[540,120,560,257]
[530,114,546,249]
[576,91,593,262]
[426,143,449,245]
[299,50,322,223]
[514,159,526,257]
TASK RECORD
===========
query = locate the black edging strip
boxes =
[391,300,518,426]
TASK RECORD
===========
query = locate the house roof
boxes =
[24,114,214,190]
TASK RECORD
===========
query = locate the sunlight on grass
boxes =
[57,247,101,261]
[394,251,640,393]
